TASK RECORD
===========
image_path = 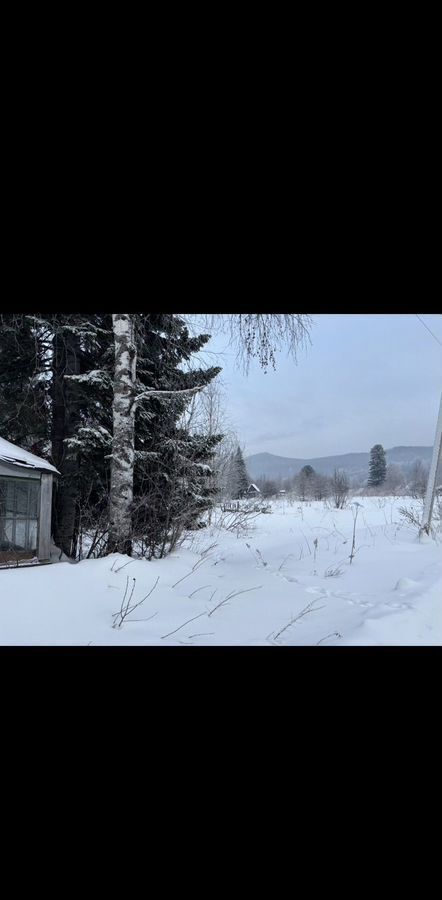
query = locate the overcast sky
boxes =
[192,314,442,460]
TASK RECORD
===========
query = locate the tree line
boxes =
[0,313,312,559]
[252,444,432,503]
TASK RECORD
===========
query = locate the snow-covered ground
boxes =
[0,496,441,645]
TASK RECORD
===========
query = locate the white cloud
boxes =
[195,314,442,457]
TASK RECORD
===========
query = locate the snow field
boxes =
[0,496,441,645]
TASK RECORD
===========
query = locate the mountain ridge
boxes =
[245,446,433,480]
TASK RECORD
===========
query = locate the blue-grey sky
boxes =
[191,314,442,459]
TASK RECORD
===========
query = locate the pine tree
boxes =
[130,314,223,557]
[368,444,387,487]
[0,313,221,559]
[47,314,114,556]
[0,314,51,453]
[296,465,316,501]
[0,313,113,557]
[0,313,313,559]
[227,447,249,498]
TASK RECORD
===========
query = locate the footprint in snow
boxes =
[387,601,413,610]
[394,577,420,594]
[340,592,372,608]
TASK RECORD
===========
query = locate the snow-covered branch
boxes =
[133,384,205,406]
[64,370,111,387]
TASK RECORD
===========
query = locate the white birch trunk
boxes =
[108,314,137,554]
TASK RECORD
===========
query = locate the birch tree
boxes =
[108,314,137,554]
[108,314,215,555]
[195,314,313,372]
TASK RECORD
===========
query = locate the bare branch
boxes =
[268,598,326,642]
[161,611,207,639]
[208,584,263,617]
[316,631,343,645]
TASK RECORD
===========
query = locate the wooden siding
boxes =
[0,460,40,479]
[38,473,53,561]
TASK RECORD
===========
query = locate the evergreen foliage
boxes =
[0,313,222,559]
[368,444,387,487]
[131,315,222,556]
[0,314,51,453]
[0,313,313,559]
[294,465,316,500]
[227,447,250,498]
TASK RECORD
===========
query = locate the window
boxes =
[0,477,40,554]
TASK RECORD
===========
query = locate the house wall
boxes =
[38,472,53,561]
[0,462,54,564]
[0,460,40,479]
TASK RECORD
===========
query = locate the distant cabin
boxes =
[245,483,261,496]
[0,437,59,567]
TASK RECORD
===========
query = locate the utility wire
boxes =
[415,314,442,348]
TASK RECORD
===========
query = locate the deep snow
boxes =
[0,496,441,645]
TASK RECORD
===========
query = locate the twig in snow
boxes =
[112,575,131,627]
[161,611,207,639]
[188,584,212,598]
[187,632,215,639]
[299,528,312,556]
[255,548,268,567]
[316,631,343,644]
[122,610,159,623]
[112,576,160,628]
[171,550,215,589]
[200,541,218,559]
[349,503,361,564]
[324,566,344,578]
[267,598,326,642]
[208,585,263,617]
[245,543,267,567]
[115,558,137,573]
[278,553,294,571]
[206,589,217,609]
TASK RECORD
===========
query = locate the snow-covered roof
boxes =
[248,483,261,492]
[0,437,59,474]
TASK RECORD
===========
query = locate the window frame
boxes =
[0,474,41,555]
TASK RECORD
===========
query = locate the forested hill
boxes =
[245,446,433,481]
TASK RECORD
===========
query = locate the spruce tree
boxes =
[227,447,249,498]
[0,313,113,557]
[296,465,316,501]
[46,314,114,556]
[368,444,387,487]
[0,314,51,453]
[131,314,222,557]
[0,313,222,559]
[1,313,314,558]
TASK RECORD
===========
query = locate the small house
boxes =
[245,483,261,496]
[0,437,59,567]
